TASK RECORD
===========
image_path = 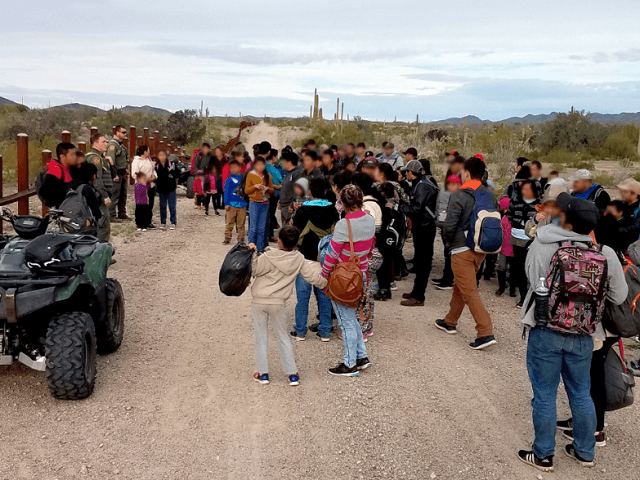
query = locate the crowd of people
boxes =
[37,130,640,472]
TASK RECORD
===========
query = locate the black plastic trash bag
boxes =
[605,343,635,412]
[219,243,253,296]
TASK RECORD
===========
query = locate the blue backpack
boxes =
[465,190,503,254]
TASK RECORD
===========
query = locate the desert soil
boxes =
[1,192,640,480]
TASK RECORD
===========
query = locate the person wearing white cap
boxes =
[569,169,610,213]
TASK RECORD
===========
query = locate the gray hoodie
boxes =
[520,224,627,340]
[251,248,327,305]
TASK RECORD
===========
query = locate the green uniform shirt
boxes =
[86,148,113,200]
[106,138,129,170]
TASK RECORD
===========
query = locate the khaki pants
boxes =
[225,207,246,241]
[444,249,493,338]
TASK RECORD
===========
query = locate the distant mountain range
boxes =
[433,111,640,125]
[0,96,19,106]
[1,95,639,124]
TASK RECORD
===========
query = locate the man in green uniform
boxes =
[106,125,130,220]
[86,133,113,242]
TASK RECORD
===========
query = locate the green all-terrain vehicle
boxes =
[0,207,124,400]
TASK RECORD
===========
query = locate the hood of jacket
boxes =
[259,248,305,276]
[535,223,593,246]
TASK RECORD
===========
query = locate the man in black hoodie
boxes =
[399,160,438,307]
[291,178,338,341]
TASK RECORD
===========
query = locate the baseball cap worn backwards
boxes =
[556,192,600,234]
[406,160,424,174]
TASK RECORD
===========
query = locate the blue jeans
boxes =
[527,327,596,460]
[295,275,332,337]
[159,191,177,226]
[248,201,269,251]
[332,300,367,368]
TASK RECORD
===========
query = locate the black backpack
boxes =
[378,208,407,252]
[35,164,52,207]
[58,185,97,234]
[602,261,640,338]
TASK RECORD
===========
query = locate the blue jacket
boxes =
[265,163,283,198]
[224,174,248,208]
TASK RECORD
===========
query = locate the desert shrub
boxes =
[550,163,564,173]
[601,133,637,159]
[592,172,615,187]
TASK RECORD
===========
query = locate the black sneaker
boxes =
[289,331,305,342]
[431,277,444,286]
[147,223,157,229]
[356,357,371,370]
[316,332,330,342]
[328,363,359,377]
[435,283,453,290]
[517,450,554,472]
[435,319,457,335]
[309,323,320,333]
[556,418,573,431]
[562,430,607,447]
[469,335,497,350]
[373,289,391,301]
[516,300,524,309]
[563,444,594,467]
[495,288,505,297]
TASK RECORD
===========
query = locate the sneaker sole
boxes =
[253,378,269,385]
[318,337,330,342]
[357,362,371,370]
[562,431,607,447]
[556,424,573,432]
[517,453,554,473]
[289,381,300,386]
[329,370,359,377]
[435,285,453,290]
[470,339,497,350]
[563,446,594,467]
[435,321,458,335]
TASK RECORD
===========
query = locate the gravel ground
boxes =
[1,193,639,480]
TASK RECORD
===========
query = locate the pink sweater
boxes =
[501,215,513,257]
[321,210,376,279]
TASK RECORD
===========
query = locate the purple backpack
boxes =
[547,242,609,335]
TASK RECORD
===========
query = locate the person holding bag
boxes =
[321,185,375,377]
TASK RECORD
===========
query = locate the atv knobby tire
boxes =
[186,175,195,199]
[45,312,97,400]
[97,278,125,354]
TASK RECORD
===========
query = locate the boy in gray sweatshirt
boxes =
[248,225,327,386]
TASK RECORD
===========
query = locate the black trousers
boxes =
[511,245,528,300]
[411,224,437,302]
[203,194,218,213]
[440,230,454,284]
[147,187,156,219]
[268,195,280,236]
[377,247,395,291]
[135,204,152,228]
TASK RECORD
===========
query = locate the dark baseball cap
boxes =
[403,147,418,157]
[360,158,378,169]
[556,193,600,235]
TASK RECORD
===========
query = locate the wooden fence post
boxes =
[90,127,99,138]
[154,131,160,154]
[136,136,143,150]
[77,142,87,153]
[128,126,136,159]
[143,127,149,145]
[16,134,29,215]
[149,137,155,156]
[41,150,52,216]
[61,130,71,143]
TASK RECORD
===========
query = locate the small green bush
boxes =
[592,172,615,187]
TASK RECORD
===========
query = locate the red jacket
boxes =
[193,177,205,196]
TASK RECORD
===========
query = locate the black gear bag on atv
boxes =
[219,243,253,296]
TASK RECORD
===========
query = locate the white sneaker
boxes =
[142,228,147,232]
[390,282,398,291]
[137,228,142,231]
[170,224,176,230]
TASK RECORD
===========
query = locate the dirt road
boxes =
[1,194,640,480]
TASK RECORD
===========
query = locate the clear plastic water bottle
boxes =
[534,276,550,324]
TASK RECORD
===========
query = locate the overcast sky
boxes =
[1,0,639,121]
